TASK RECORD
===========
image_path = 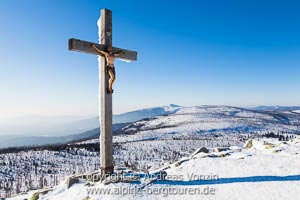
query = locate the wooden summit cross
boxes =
[68,8,137,176]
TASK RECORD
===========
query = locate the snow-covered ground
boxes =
[1,105,299,198]
[10,136,300,200]
[115,105,300,143]
[0,147,100,198]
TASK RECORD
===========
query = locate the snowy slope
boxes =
[10,136,300,200]
[113,104,181,124]
[115,105,300,143]
[0,105,180,148]
[2,105,299,149]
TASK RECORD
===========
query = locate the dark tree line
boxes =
[0,143,100,155]
[261,131,296,141]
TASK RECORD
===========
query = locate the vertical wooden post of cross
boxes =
[99,9,113,176]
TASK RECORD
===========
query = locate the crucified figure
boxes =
[92,44,124,94]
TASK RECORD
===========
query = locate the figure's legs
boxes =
[107,66,116,94]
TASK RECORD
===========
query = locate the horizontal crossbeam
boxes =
[68,38,137,61]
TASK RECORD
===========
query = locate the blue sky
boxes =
[0,0,300,119]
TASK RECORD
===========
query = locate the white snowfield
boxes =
[115,105,300,143]
[10,136,300,200]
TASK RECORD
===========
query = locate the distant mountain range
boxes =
[0,123,129,149]
[113,105,300,143]
[250,106,300,111]
[0,104,181,148]
[0,104,299,149]
[113,104,181,123]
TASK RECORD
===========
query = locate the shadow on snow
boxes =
[151,175,300,186]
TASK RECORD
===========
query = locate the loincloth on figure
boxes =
[106,64,116,75]
[106,64,116,94]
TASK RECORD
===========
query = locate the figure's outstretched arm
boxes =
[92,44,108,56]
[114,50,125,58]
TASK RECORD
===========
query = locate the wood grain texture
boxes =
[100,8,114,175]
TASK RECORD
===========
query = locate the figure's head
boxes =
[107,46,113,53]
